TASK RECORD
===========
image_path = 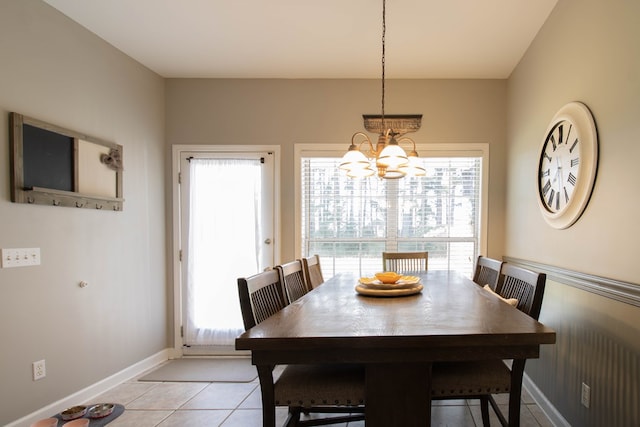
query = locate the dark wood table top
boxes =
[236,269,556,427]
[236,270,555,361]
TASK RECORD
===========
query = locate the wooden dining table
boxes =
[235,270,556,427]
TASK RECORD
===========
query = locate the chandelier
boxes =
[339,0,425,179]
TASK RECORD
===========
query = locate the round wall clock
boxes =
[537,101,598,229]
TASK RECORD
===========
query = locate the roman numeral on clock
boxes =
[568,172,577,186]
[558,124,564,145]
[570,138,579,153]
[571,158,579,167]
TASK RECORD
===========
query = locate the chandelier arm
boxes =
[351,132,376,157]
[397,136,418,153]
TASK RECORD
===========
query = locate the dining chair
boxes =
[382,251,428,272]
[238,269,288,330]
[276,260,310,303]
[237,270,365,427]
[472,255,504,290]
[301,254,324,289]
[430,264,547,427]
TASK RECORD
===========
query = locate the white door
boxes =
[177,149,276,354]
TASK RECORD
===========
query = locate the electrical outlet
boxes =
[33,359,46,381]
[581,382,591,408]
[1,248,41,268]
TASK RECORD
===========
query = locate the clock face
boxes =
[536,102,598,229]
[538,120,581,214]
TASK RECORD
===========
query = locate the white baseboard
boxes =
[523,373,571,427]
[7,349,170,427]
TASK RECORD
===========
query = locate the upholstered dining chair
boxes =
[301,254,324,289]
[472,255,504,290]
[237,270,365,427]
[382,251,428,272]
[431,264,547,427]
[276,260,310,304]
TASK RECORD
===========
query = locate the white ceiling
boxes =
[43,0,558,79]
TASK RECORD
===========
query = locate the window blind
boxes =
[300,154,482,278]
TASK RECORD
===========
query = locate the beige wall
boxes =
[10,0,639,425]
[165,78,508,263]
[506,0,640,281]
[507,0,640,425]
[0,1,167,424]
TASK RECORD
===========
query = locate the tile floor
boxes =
[90,366,555,427]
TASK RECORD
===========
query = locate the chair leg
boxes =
[507,360,526,427]
[488,395,508,427]
[257,365,277,427]
[284,407,302,427]
[480,395,491,426]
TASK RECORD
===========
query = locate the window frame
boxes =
[294,142,489,275]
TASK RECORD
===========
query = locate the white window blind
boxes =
[299,149,484,278]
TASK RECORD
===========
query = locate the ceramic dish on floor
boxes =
[87,403,115,419]
[60,406,86,421]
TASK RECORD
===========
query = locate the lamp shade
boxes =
[339,147,370,171]
[377,143,408,168]
[347,166,375,178]
[399,155,426,176]
[380,167,405,179]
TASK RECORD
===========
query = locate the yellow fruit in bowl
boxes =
[375,272,402,284]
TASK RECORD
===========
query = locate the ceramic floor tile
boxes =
[297,411,357,426]
[431,404,476,426]
[103,364,554,427]
[218,408,262,426]
[107,409,173,426]
[156,409,232,426]
[465,388,534,407]
[237,386,262,409]
[522,388,536,404]
[181,382,259,410]
[433,399,468,406]
[126,382,208,410]
[346,418,365,427]
[88,381,161,406]
[528,403,554,427]
[469,403,541,427]
[219,408,292,427]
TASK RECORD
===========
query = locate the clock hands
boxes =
[555,156,564,193]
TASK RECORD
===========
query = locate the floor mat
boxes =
[139,358,257,382]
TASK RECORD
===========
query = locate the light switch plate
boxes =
[1,248,41,268]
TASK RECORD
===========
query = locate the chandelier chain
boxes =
[381,0,386,129]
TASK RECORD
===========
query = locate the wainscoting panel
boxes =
[505,257,640,427]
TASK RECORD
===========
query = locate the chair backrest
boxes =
[382,251,428,272]
[301,254,324,289]
[495,264,546,320]
[472,256,503,290]
[237,269,288,330]
[276,260,309,303]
